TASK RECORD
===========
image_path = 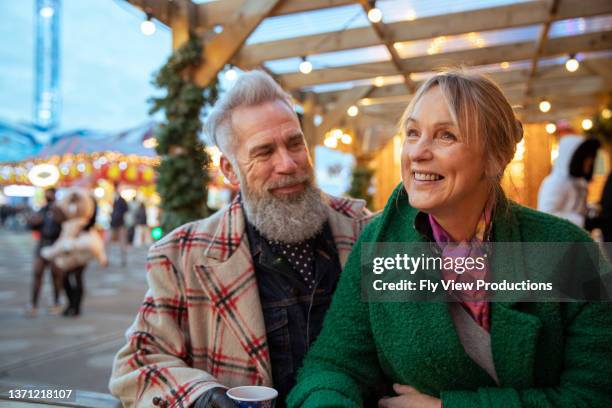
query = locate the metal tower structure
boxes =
[34,0,61,133]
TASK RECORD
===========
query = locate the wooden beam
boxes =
[356,0,415,92]
[316,68,533,105]
[170,0,196,50]
[197,0,354,29]
[521,106,596,123]
[530,94,604,109]
[127,0,353,30]
[302,92,317,151]
[360,93,413,106]
[235,0,612,67]
[524,0,560,103]
[529,76,606,99]
[275,0,354,16]
[126,0,187,28]
[192,0,285,86]
[506,86,605,109]
[583,59,612,89]
[279,30,612,90]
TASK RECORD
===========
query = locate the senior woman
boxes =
[287,70,612,408]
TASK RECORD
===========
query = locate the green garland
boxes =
[149,34,220,234]
[347,164,374,209]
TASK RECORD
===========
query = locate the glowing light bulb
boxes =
[581,118,593,130]
[140,18,156,36]
[373,76,385,87]
[545,123,557,134]
[347,105,359,117]
[368,8,382,23]
[324,136,338,148]
[299,59,312,74]
[332,129,343,139]
[143,138,158,148]
[565,56,579,72]
[341,133,353,144]
[539,100,551,113]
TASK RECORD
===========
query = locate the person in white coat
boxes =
[538,132,600,228]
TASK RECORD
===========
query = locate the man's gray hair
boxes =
[204,70,295,155]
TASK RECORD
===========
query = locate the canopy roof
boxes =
[127,0,612,151]
[0,120,42,163]
[33,122,156,159]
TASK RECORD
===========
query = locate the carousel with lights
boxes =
[0,122,232,228]
[0,124,161,226]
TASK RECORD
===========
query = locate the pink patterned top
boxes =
[429,207,492,331]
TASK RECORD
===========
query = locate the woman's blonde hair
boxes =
[399,69,523,183]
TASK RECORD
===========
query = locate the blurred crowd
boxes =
[0,183,155,318]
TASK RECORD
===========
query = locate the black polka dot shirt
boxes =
[266,238,316,289]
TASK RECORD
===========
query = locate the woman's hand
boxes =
[378,384,442,408]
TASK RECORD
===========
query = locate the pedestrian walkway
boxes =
[0,229,149,397]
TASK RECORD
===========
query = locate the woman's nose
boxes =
[407,137,433,162]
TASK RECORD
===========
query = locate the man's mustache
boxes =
[265,174,312,190]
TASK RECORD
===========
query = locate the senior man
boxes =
[109,70,373,408]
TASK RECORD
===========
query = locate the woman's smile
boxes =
[412,171,444,183]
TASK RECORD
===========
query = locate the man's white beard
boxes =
[239,172,328,243]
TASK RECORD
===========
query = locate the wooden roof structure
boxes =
[126,0,612,152]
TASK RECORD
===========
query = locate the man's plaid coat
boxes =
[109,193,373,408]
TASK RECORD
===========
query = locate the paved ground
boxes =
[0,228,150,395]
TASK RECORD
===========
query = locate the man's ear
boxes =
[220,156,240,186]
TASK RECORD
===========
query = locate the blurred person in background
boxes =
[538,123,601,228]
[587,171,612,260]
[25,187,63,317]
[41,188,106,316]
[0,202,8,226]
[108,182,129,266]
[124,196,137,244]
[133,200,150,247]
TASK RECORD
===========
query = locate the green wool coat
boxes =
[287,185,612,408]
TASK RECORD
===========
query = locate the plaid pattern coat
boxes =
[109,193,373,408]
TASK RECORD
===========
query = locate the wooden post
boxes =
[523,123,553,208]
[302,92,317,152]
[192,0,284,86]
[170,1,192,50]
[371,135,402,210]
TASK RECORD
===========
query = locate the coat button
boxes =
[160,401,169,408]
[152,396,161,405]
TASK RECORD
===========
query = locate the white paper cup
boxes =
[226,386,278,407]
